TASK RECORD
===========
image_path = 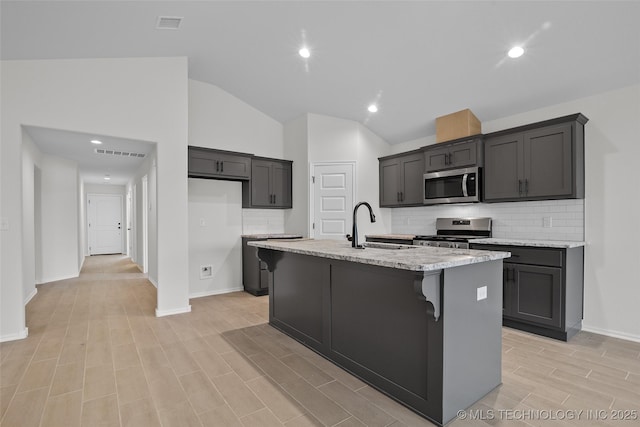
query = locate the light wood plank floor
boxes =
[1,255,639,427]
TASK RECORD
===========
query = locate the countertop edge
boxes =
[469,238,586,249]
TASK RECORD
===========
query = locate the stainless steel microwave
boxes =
[423,167,481,205]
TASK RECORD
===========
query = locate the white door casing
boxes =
[88,194,123,255]
[311,162,355,240]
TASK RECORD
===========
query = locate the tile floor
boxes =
[1,255,639,427]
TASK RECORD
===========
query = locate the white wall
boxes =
[78,178,85,270]
[21,131,42,304]
[40,155,80,283]
[1,57,189,341]
[188,179,243,297]
[188,79,285,296]
[392,84,640,341]
[283,115,309,236]
[305,113,392,235]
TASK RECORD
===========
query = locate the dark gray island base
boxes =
[249,240,510,426]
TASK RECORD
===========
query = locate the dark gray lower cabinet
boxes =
[471,243,584,341]
[242,236,302,295]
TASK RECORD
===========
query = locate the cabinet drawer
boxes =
[472,244,563,267]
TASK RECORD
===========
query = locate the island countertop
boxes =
[248,238,510,272]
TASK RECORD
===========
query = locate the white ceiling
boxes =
[24,126,155,185]
[3,1,640,147]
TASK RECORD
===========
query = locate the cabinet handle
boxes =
[216,161,220,172]
[400,191,404,202]
[448,153,452,165]
[524,179,529,195]
[518,179,523,195]
[444,153,449,165]
[273,194,276,204]
[220,161,224,172]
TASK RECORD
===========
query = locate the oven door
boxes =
[423,167,480,205]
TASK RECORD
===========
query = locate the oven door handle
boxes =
[462,173,469,197]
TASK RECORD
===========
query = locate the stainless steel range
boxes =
[413,217,492,249]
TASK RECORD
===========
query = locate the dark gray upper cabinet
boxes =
[484,114,587,202]
[379,150,424,207]
[423,136,482,172]
[242,157,292,209]
[188,146,251,180]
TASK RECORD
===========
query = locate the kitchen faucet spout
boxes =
[350,201,376,249]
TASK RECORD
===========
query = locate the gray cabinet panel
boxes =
[380,159,401,206]
[243,158,293,209]
[524,123,573,198]
[483,114,587,202]
[510,264,562,329]
[401,153,425,205]
[188,146,251,180]
[471,243,584,341]
[424,137,482,172]
[379,151,424,207]
[483,134,522,200]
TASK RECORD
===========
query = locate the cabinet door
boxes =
[272,161,292,208]
[379,158,401,207]
[400,153,425,205]
[450,140,478,169]
[510,264,562,328]
[503,263,514,316]
[524,123,573,198]
[216,152,251,180]
[250,160,273,207]
[188,148,218,177]
[484,133,524,201]
[424,145,450,172]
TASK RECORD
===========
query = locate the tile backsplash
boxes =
[391,199,584,241]
[242,209,285,235]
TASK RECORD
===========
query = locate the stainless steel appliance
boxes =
[413,217,492,249]
[423,166,481,205]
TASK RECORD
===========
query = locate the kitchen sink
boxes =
[362,242,418,250]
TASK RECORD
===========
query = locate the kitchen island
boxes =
[248,239,510,426]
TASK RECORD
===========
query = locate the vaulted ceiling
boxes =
[3,1,640,145]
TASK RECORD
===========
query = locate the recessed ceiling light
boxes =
[104,175,111,181]
[508,46,525,59]
[298,47,311,59]
[367,104,378,113]
[91,139,102,145]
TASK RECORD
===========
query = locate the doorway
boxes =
[310,162,356,239]
[87,194,124,255]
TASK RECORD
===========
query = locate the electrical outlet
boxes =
[199,218,206,227]
[0,217,8,231]
[543,216,553,228]
[200,265,212,279]
[477,286,487,301]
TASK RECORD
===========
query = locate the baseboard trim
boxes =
[0,327,29,343]
[24,288,38,305]
[155,305,192,317]
[38,272,79,284]
[148,276,158,288]
[189,286,244,299]
[582,325,640,343]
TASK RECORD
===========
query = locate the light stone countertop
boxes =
[248,239,510,272]
[365,234,416,240]
[241,233,304,239]
[469,238,586,249]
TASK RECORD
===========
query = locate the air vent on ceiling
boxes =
[156,16,183,30]
[95,148,146,158]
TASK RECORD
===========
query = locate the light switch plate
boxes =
[477,286,487,301]
[0,217,8,231]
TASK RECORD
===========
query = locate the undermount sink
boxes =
[362,242,418,250]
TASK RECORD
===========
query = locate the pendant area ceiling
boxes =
[2,1,640,144]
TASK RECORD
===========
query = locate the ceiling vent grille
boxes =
[156,16,183,30]
[95,148,146,158]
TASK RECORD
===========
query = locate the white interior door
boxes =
[88,194,123,255]
[311,163,355,240]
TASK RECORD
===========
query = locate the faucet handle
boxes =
[345,234,353,242]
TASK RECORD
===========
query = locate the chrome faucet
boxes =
[347,201,376,249]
